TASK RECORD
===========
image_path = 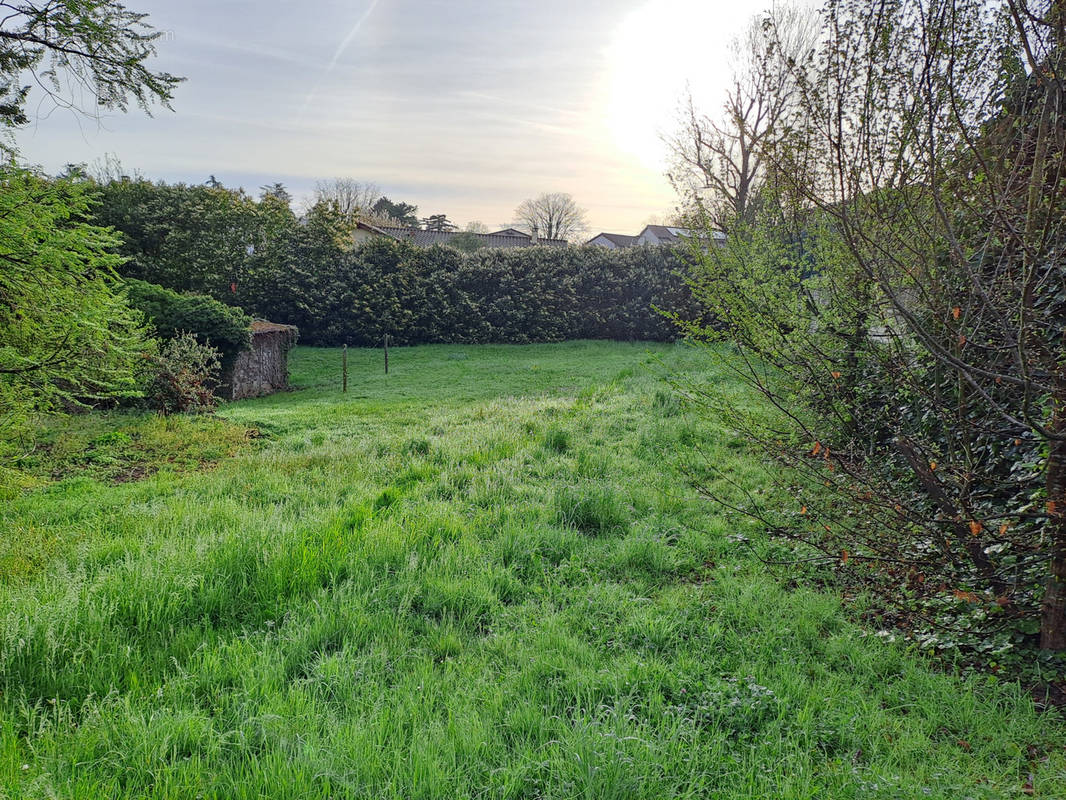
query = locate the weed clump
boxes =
[554,484,628,535]
[653,389,681,417]
[404,437,430,456]
[542,426,570,454]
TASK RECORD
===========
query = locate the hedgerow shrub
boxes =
[273,240,709,346]
[122,279,251,370]
[96,183,708,346]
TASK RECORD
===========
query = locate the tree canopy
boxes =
[372,196,418,226]
[421,214,457,232]
[0,162,150,437]
[0,0,181,125]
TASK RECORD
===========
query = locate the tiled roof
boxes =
[354,221,392,236]
[375,226,568,249]
[638,225,726,245]
[587,232,639,247]
[640,225,688,243]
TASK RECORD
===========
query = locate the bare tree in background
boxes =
[312,178,381,219]
[643,211,686,228]
[668,3,818,230]
[513,192,588,241]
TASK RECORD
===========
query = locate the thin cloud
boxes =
[300,0,383,114]
[18,0,709,232]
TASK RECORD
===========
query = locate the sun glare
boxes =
[605,0,760,172]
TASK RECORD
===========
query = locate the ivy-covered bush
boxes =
[122,279,251,370]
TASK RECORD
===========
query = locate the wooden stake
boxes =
[342,344,348,393]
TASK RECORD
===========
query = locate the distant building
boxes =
[352,220,392,245]
[586,225,726,249]
[636,225,689,246]
[586,232,639,249]
[353,222,567,249]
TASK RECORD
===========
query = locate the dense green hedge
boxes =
[263,238,706,347]
[122,279,252,369]
[95,181,707,346]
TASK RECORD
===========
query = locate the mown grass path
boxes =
[1,342,1063,798]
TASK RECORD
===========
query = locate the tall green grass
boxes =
[0,341,1062,798]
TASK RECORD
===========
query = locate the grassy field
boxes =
[1,341,1063,798]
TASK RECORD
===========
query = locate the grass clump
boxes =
[575,449,611,479]
[653,388,681,417]
[403,437,430,456]
[542,425,570,454]
[554,483,629,535]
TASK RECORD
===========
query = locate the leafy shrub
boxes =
[145,333,222,415]
[123,279,251,371]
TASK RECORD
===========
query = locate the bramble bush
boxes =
[678,0,1066,664]
[144,333,222,415]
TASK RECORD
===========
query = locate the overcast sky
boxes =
[16,0,777,236]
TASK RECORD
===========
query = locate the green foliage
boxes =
[447,230,485,253]
[145,333,222,415]
[372,196,418,226]
[122,279,251,370]
[273,238,705,346]
[0,0,181,126]
[93,179,709,347]
[95,178,268,298]
[421,213,457,232]
[0,159,152,444]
